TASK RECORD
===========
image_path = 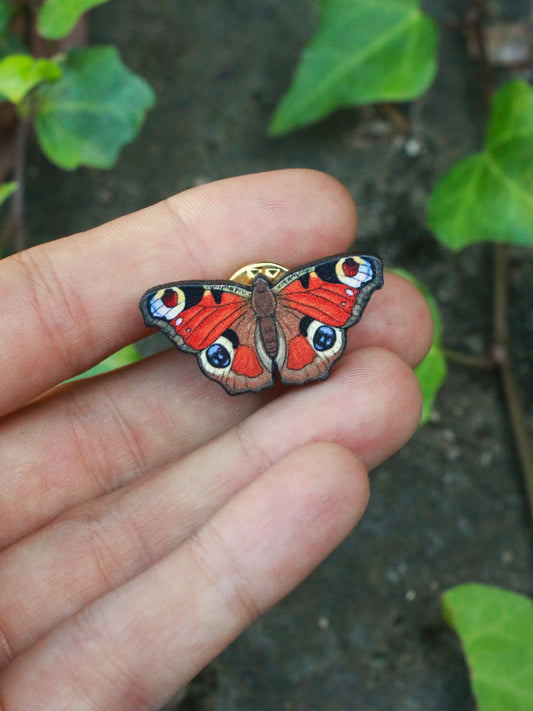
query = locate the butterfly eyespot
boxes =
[206,343,231,369]
[162,289,178,308]
[199,335,236,376]
[312,325,337,352]
[336,256,373,289]
[342,259,359,278]
[305,320,345,358]
[149,287,186,320]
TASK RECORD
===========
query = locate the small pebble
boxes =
[317,616,330,630]
[404,138,421,157]
[501,550,514,564]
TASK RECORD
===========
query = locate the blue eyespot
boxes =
[313,325,336,351]
[206,343,231,368]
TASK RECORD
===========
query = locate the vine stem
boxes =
[9,1,33,253]
[468,0,533,517]
[493,244,533,516]
[443,349,493,369]
[11,115,30,252]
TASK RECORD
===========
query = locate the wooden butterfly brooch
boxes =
[140,253,383,395]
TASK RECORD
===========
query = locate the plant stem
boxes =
[443,349,493,369]
[9,2,34,253]
[468,0,494,100]
[11,115,30,252]
[492,244,533,515]
[468,0,533,518]
[500,357,533,518]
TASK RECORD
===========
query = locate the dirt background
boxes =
[21,0,533,709]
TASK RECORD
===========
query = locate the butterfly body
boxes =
[251,275,278,358]
[140,254,383,395]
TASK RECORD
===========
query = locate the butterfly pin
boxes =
[140,253,383,395]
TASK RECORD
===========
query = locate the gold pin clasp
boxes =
[230,262,288,286]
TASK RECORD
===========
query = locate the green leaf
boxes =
[0,54,61,104]
[38,0,111,40]
[34,46,156,170]
[69,344,142,381]
[392,268,446,424]
[428,79,533,250]
[442,584,533,711]
[0,181,18,207]
[415,344,446,424]
[269,0,438,135]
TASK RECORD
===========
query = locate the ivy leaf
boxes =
[34,46,156,170]
[442,584,533,711]
[427,79,533,250]
[393,268,446,424]
[0,181,18,208]
[269,0,438,135]
[69,344,142,381]
[38,0,111,40]
[0,54,61,104]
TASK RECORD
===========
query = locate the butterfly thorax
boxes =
[251,275,278,358]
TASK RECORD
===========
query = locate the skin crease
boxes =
[0,170,433,710]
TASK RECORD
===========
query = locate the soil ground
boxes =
[22,1,533,709]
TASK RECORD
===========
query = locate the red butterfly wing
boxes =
[272,255,383,385]
[140,281,274,394]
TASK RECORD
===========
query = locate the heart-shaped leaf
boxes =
[269,0,438,135]
[34,46,155,170]
[0,54,61,105]
[38,0,111,40]
[442,584,533,711]
[427,79,533,249]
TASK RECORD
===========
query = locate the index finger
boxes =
[0,170,357,417]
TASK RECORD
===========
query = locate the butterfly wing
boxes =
[272,254,383,385]
[139,281,274,394]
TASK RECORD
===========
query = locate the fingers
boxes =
[0,443,369,710]
[0,347,420,666]
[0,352,265,549]
[352,271,434,367]
[0,271,431,548]
[0,170,357,417]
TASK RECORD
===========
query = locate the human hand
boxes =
[0,170,432,709]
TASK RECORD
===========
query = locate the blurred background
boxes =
[3,0,532,709]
